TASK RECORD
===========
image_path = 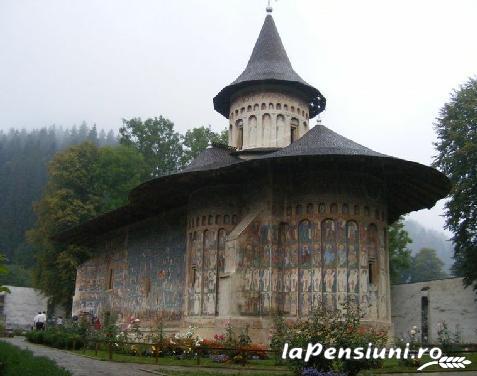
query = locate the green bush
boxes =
[271,305,387,376]
[0,341,71,375]
[25,324,85,350]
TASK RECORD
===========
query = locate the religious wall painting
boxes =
[346,221,360,296]
[298,220,313,267]
[217,229,226,274]
[322,219,337,268]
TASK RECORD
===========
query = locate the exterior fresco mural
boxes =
[72,213,186,324]
[223,202,389,319]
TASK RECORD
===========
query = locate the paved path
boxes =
[2,337,476,376]
[1,337,286,375]
[2,337,164,376]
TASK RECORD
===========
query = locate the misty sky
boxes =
[1,0,476,234]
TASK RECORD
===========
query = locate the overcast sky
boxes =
[1,0,476,234]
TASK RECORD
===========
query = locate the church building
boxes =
[57,10,450,342]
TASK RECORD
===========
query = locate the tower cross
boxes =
[266,0,275,13]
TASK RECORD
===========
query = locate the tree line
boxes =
[0,118,226,296]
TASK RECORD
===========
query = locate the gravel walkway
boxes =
[2,336,163,376]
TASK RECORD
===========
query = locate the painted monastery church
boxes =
[57,11,450,342]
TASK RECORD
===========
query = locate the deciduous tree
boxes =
[28,142,146,309]
[388,218,412,284]
[433,77,477,290]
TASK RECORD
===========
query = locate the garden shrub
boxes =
[271,305,387,376]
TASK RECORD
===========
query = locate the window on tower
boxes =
[236,120,244,150]
[291,118,299,143]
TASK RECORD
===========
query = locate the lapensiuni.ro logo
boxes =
[282,343,472,371]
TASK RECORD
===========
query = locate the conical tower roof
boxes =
[213,14,326,119]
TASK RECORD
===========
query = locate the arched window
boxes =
[306,203,314,215]
[208,215,213,225]
[276,103,282,110]
[319,203,326,214]
[342,203,349,215]
[261,103,266,110]
[330,203,338,214]
[248,115,257,147]
[236,119,243,150]
[269,103,274,110]
[240,107,245,113]
[224,215,230,224]
[364,206,370,216]
[254,103,259,111]
[201,216,206,226]
[284,104,289,111]
[297,107,301,115]
[291,106,295,113]
[232,215,238,224]
[291,118,299,143]
[229,112,233,119]
[215,215,221,225]
[262,113,271,144]
[353,205,360,216]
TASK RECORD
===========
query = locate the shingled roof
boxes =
[181,145,241,173]
[54,123,450,244]
[213,14,326,119]
[267,123,387,158]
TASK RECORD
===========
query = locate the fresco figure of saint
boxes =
[337,268,347,292]
[312,268,322,292]
[324,269,336,292]
[348,269,358,293]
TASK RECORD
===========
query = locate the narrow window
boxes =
[236,120,243,150]
[291,118,299,143]
[247,105,252,112]
[421,295,429,343]
[276,103,281,110]
[108,269,114,290]
[368,262,374,284]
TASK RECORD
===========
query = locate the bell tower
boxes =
[213,10,326,153]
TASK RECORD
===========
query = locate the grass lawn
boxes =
[0,341,71,376]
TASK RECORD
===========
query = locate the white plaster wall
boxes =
[391,278,477,344]
[229,90,309,150]
[1,286,48,330]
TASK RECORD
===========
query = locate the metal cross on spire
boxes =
[266,0,276,14]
